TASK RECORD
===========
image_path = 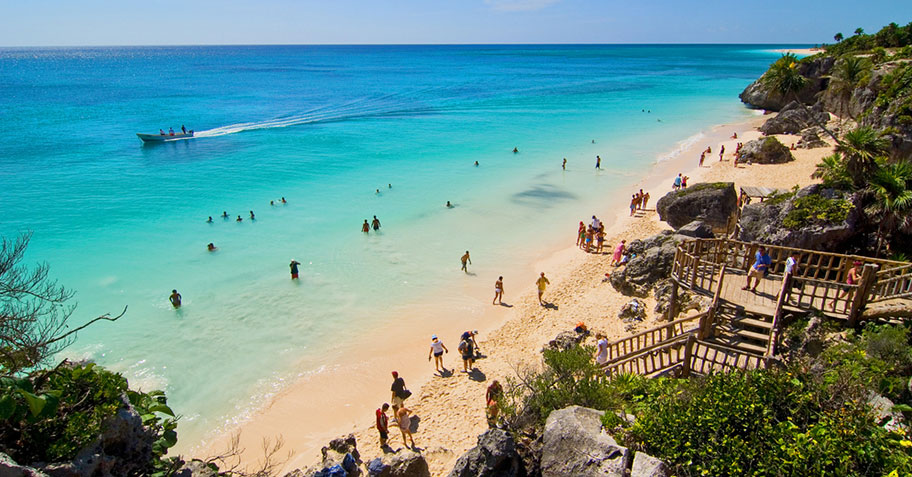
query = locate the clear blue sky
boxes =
[1,1,910,46]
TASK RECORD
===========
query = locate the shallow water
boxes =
[0,44,798,442]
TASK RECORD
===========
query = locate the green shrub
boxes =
[675,182,730,198]
[783,194,853,229]
[0,363,177,468]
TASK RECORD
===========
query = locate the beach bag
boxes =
[401,388,412,399]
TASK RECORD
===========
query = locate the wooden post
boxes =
[681,335,694,377]
[767,275,791,357]
[848,264,880,326]
[666,280,679,322]
[691,257,701,289]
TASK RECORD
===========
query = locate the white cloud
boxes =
[484,0,561,12]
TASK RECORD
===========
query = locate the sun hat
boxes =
[431,334,437,340]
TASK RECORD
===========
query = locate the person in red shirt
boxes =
[376,403,390,449]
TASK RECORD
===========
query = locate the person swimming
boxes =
[206,216,213,223]
[281,197,287,204]
[474,161,479,166]
[249,210,255,220]
[169,289,182,308]
[222,211,229,218]
[270,200,275,206]
[446,201,453,208]
[236,215,243,222]
[207,243,217,251]
[512,147,518,153]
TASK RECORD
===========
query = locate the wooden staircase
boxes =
[705,302,775,356]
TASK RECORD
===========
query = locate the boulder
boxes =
[759,101,829,135]
[321,434,362,475]
[676,221,714,239]
[610,232,678,297]
[867,393,908,434]
[547,329,588,351]
[366,450,429,477]
[796,126,829,149]
[737,137,795,165]
[0,453,49,477]
[541,406,630,477]
[618,299,647,322]
[739,55,835,111]
[737,184,859,251]
[173,460,218,477]
[656,182,738,231]
[630,453,670,477]
[448,429,524,477]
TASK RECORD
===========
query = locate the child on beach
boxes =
[376,403,390,449]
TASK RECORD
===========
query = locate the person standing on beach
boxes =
[390,371,410,415]
[376,403,390,449]
[428,335,448,374]
[397,406,416,449]
[461,251,472,273]
[289,259,301,279]
[486,380,503,427]
[169,289,182,308]
[536,272,550,306]
[719,144,725,161]
[371,215,381,231]
[595,155,601,169]
[612,240,626,266]
[682,176,689,188]
[629,194,638,216]
[673,174,682,190]
[458,334,475,372]
[562,158,567,170]
[699,152,705,167]
[642,192,650,210]
[591,215,601,230]
[493,276,504,305]
[576,221,585,248]
[362,220,370,233]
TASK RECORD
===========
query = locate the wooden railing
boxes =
[871,264,912,302]
[604,313,704,363]
[603,335,770,379]
[785,276,855,316]
[688,339,768,376]
[671,247,726,295]
[603,335,690,378]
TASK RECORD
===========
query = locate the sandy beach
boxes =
[192,111,836,475]
[771,47,822,56]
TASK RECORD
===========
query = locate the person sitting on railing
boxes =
[743,246,771,293]
[833,261,862,313]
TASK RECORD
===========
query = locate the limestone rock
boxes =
[630,452,670,477]
[656,182,738,231]
[173,460,218,477]
[868,393,908,433]
[797,126,829,149]
[739,55,835,111]
[448,429,524,477]
[676,220,714,239]
[547,329,588,351]
[737,137,795,165]
[541,406,630,477]
[610,232,679,297]
[0,453,49,477]
[737,184,858,251]
[759,101,829,135]
[367,450,429,477]
[618,299,647,322]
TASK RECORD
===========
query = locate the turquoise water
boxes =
[0,44,796,443]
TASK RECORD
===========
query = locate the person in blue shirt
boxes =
[743,246,772,292]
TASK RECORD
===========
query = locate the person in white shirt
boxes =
[428,335,448,374]
[594,333,609,365]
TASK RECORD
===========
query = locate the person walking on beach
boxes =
[576,221,585,248]
[562,158,567,170]
[642,191,650,210]
[719,144,725,161]
[486,380,503,427]
[612,240,626,266]
[699,152,706,167]
[371,215,381,231]
[461,251,472,273]
[594,333,609,365]
[376,403,390,449]
[390,371,410,416]
[362,220,370,233]
[169,289,182,308]
[595,155,601,169]
[289,259,301,279]
[428,335,449,374]
[536,272,550,306]
[458,334,475,372]
[743,246,772,292]
[397,406,416,449]
[493,276,504,305]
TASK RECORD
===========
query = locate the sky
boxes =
[0,0,910,46]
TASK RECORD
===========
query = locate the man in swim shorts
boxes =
[461,251,472,273]
[169,289,182,308]
[372,215,381,231]
[493,276,504,305]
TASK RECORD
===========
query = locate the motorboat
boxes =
[137,131,194,143]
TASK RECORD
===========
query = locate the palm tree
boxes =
[834,32,844,42]
[831,56,869,122]
[812,152,853,190]
[865,159,912,255]
[835,126,891,187]
[854,27,864,36]
[762,53,839,141]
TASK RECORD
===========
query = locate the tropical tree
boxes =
[855,27,865,36]
[831,55,870,121]
[835,126,891,187]
[865,159,912,255]
[812,152,853,190]
[762,53,839,141]
[834,32,844,43]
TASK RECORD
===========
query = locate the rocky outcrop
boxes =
[448,429,524,477]
[618,299,647,322]
[739,55,835,111]
[610,231,678,297]
[630,453,670,477]
[737,137,795,165]
[676,220,714,239]
[547,329,588,351]
[367,450,429,477]
[0,453,49,477]
[737,184,859,251]
[759,101,829,135]
[797,126,829,149]
[541,406,630,477]
[867,393,908,434]
[173,460,218,477]
[655,182,738,231]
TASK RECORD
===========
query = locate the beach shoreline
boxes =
[187,105,831,474]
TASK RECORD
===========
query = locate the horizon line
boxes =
[0,41,818,49]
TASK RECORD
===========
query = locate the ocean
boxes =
[0,44,797,445]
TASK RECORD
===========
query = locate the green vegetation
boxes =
[675,181,730,197]
[503,324,912,476]
[824,22,912,57]
[782,194,853,229]
[876,62,912,126]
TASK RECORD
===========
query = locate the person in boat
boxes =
[160,129,166,135]
[181,125,187,134]
[169,127,175,136]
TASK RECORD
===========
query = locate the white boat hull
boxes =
[137,132,194,143]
